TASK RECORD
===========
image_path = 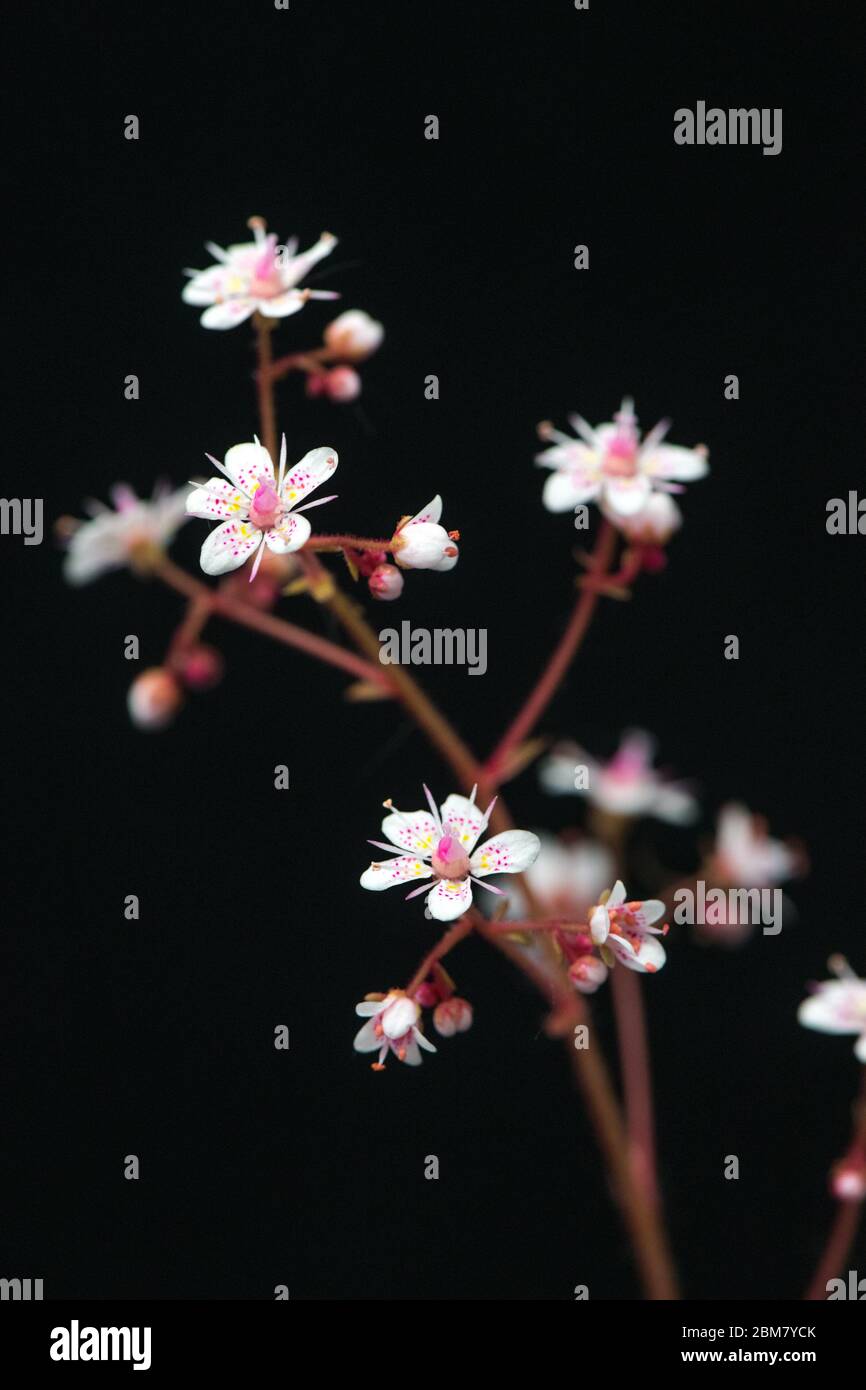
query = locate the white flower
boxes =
[182,218,338,330]
[360,784,540,922]
[186,437,337,578]
[589,880,669,974]
[601,490,682,544]
[63,483,188,585]
[798,958,866,1062]
[711,803,800,887]
[323,309,384,362]
[536,397,708,519]
[392,496,459,571]
[504,834,615,921]
[353,991,437,1069]
[541,729,698,825]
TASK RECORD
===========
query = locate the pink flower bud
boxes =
[323,309,384,362]
[177,644,224,692]
[356,549,388,578]
[325,365,362,402]
[831,1155,866,1202]
[568,954,609,994]
[368,563,404,601]
[305,372,329,398]
[413,982,440,1009]
[127,667,183,730]
[433,997,473,1037]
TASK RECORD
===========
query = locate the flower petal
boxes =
[264,512,311,553]
[406,495,442,526]
[224,442,275,494]
[607,880,627,908]
[469,830,541,878]
[542,470,601,513]
[426,878,474,921]
[353,1020,382,1052]
[186,479,249,520]
[199,520,261,576]
[360,857,433,891]
[281,446,339,509]
[602,475,652,516]
[199,298,256,329]
[642,444,708,481]
[439,794,487,852]
[182,266,226,306]
[381,810,439,856]
[256,290,307,319]
[611,933,667,973]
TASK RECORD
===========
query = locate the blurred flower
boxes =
[62,484,188,586]
[798,957,866,1062]
[187,438,337,578]
[589,880,669,974]
[537,397,708,518]
[127,668,183,730]
[392,496,459,571]
[601,490,682,544]
[568,954,609,994]
[175,644,224,692]
[541,729,698,824]
[324,309,384,362]
[505,834,615,921]
[182,217,338,330]
[710,803,801,887]
[433,997,473,1036]
[354,991,437,1069]
[360,785,540,922]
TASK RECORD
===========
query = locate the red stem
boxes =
[154,557,392,691]
[483,519,618,785]
[611,965,660,1206]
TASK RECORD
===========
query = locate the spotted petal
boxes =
[610,933,667,974]
[224,442,275,494]
[470,830,541,878]
[199,519,262,576]
[186,479,249,520]
[426,878,474,921]
[438,794,488,852]
[406,495,442,526]
[360,857,433,891]
[280,446,339,510]
[264,512,311,553]
[381,810,440,856]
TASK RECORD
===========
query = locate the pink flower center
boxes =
[249,236,283,298]
[431,832,471,881]
[249,479,282,530]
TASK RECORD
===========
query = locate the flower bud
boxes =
[324,309,384,362]
[368,563,404,601]
[433,997,473,1036]
[413,982,440,1009]
[604,492,682,545]
[305,372,329,399]
[127,667,183,730]
[325,365,362,402]
[380,993,420,1040]
[831,1154,866,1202]
[393,521,459,572]
[176,643,224,692]
[568,954,609,994]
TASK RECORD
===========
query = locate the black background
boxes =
[4,0,864,1300]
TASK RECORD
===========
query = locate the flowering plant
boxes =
[59,214,864,1302]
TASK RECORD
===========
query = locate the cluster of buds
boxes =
[304,310,385,404]
[354,980,473,1070]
